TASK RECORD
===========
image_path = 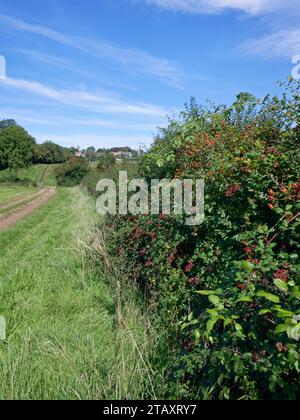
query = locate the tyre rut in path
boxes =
[0,188,57,231]
[0,189,47,212]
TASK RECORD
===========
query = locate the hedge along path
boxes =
[0,188,56,231]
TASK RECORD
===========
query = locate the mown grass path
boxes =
[0,188,57,231]
[0,188,155,400]
[0,186,36,206]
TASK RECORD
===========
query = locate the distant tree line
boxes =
[0,119,140,188]
[80,146,139,162]
[34,141,73,164]
[0,119,74,171]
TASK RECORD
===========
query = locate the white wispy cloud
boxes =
[0,12,183,87]
[240,28,300,58]
[0,107,163,132]
[140,0,293,15]
[0,77,168,117]
[16,49,74,67]
[15,49,138,91]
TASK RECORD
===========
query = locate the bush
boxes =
[0,175,37,187]
[55,157,89,186]
[103,80,300,400]
[34,141,72,164]
[96,152,116,172]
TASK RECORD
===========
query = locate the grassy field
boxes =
[0,164,57,187]
[0,186,36,206]
[0,187,157,400]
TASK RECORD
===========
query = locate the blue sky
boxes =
[0,0,299,149]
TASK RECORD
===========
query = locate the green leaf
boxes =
[235,323,243,332]
[274,279,288,292]
[206,317,218,335]
[257,291,280,303]
[287,323,300,341]
[194,329,201,345]
[197,289,223,296]
[241,261,254,272]
[236,296,253,303]
[209,295,221,306]
[259,309,272,316]
[291,288,300,299]
[224,318,234,328]
[275,324,287,335]
[207,309,220,317]
[276,310,294,319]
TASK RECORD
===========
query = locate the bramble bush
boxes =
[55,156,89,186]
[102,80,300,400]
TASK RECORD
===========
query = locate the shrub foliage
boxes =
[55,157,89,186]
[104,80,300,400]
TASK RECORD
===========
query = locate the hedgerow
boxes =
[81,160,141,197]
[102,80,300,400]
[55,156,89,186]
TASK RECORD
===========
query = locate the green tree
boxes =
[34,141,68,164]
[0,125,36,171]
[0,119,17,131]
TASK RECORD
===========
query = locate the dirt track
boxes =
[0,189,46,211]
[0,188,57,231]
